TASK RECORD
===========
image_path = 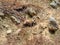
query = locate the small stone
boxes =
[2,24,9,28]
[7,29,12,34]
[25,7,37,17]
[48,16,58,34]
[49,16,58,28]
[14,29,21,34]
[23,20,36,27]
[14,5,27,12]
[0,12,4,16]
[11,16,20,24]
[50,1,57,8]
[55,0,60,5]
[49,16,56,22]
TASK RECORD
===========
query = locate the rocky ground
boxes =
[0,0,60,45]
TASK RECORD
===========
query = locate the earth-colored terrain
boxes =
[0,0,60,45]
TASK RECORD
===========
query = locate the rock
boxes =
[50,0,60,8]
[49,16,58,28]
[48,16,58,34]
[14,5,27,12]
[14,5,37,18]
[25,7,37,17]
[11,16,20,24]
[55,0,60,5]
[23,20,36,27]
[50,1,58,8]
[6,29,12,34]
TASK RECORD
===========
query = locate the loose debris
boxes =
[0,0,60,45]
[48,16,58,34]
[23,20,36,27]
[14,4,40,18]
[0,3,41,25]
